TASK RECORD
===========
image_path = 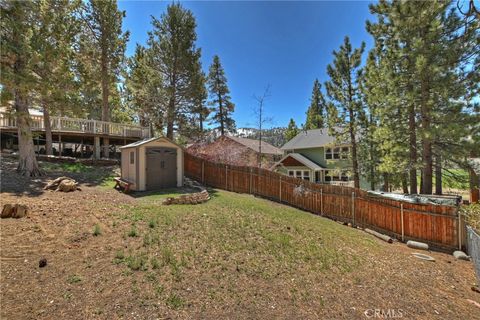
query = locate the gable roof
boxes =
[227,135,283,155]
[271,153,325,171]
[120,136,182,149]
[281,128,346,150]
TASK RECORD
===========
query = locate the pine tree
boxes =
[325,36,365,189]
[81,0,129,156]
[147,2,201,139]
[207,55,235,136]
[189,57,209,138]
[1,1,42,176]
[284,118,299,142]
[367,0,479,194]
[305,79,326,130]
[33,0,80,155]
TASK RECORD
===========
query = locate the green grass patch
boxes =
[67,274,83,284]
[93,224,102,236]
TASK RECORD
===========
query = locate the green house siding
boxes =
[290,147,352,170]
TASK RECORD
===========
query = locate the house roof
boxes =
[281,128,347,150]
[120,136,182,149]
[271,153,325,171]
[227,135,283,155]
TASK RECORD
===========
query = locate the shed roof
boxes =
[271,153,325,171]
[281,128,333,150]
[120,136,182,149]
[227,135,283,155]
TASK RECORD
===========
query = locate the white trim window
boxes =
[288,170,310,181]
[326,146,349,160]
[324,170,351,182]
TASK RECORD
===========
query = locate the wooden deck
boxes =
[0,112,150,139]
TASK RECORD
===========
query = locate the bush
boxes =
[128,226,139,237]
[461,203,480,232]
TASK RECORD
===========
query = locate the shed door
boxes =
[146,147,177,189]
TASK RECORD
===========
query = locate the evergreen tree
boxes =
[147,2,201,139]
[1,1,42,176]
[305,79,326,130]
[33,0,80,155]
[367,0,479,194]
[81,0,129,156]
[325,36,365,189]
[284,118,299,142]
[207,55,235,136]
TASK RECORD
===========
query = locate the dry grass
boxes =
[1,158,480,319]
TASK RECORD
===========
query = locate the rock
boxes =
[39,258,47,268]
[57,179,78,192]
[453,251,470,261]
[407,240,429,251]
[411,252,435,262]
[12,204,28,218]
[1,204,14,218]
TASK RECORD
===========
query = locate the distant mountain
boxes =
[234,127,287,147]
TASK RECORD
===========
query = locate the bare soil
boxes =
[1,156,479,319]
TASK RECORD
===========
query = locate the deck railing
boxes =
[0,112,150,139]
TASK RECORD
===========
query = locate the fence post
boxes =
[201,161,205,184]
[321,189,323,215]
[279,176,282,202]
[225,165,228,190]
[352,191,355,226]
[458,210,462,251]
[249,168,252,194]
[401,203,405,242]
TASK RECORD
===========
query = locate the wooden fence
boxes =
[184,153,463,251]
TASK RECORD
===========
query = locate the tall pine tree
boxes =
[304,79,326,130]
[284,118,299,142]
[325,36,365,189]
[207,55,235,136]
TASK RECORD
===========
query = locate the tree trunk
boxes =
[435,153,442,195]
[43,103,53,155]
[348,111,360,189]
[382,173,389,192]
[15,91,42,177]
[408,103,418,194]
[166,96,175,139]
[402,173,409,194]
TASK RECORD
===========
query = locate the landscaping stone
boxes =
[1,204,14,218]
[39,258,47,268]
[407,240,429,251]
[453,251,470,261]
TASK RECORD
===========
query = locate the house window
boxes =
[303,170,310,181]
[130,151,135,164]
[296,170,302,178]
[333,147,340,159]
[324,170,332,181]
[326,147,348,160]
[326,148,332,160]
[288,170,294,176]
[324,170,351,182]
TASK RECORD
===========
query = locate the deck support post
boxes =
[58,134,62,156]
[94,136,100,159]
[103,137,110,159]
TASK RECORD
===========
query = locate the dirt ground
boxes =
[1,156,480,319]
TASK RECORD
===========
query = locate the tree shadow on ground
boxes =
[0,155,117,197]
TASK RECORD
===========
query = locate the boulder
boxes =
[407,240,429,251]
[12,204,28,218]
[1,204,14,218]
[57,179,78,192]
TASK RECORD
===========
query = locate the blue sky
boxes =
[118,1,374,129]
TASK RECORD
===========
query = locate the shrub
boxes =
[67,274,82,284]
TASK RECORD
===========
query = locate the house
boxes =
[119,137,184,191]
[272,128,368,188]
[187,135,283,168]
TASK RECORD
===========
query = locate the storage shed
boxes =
[119,137,184,191]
